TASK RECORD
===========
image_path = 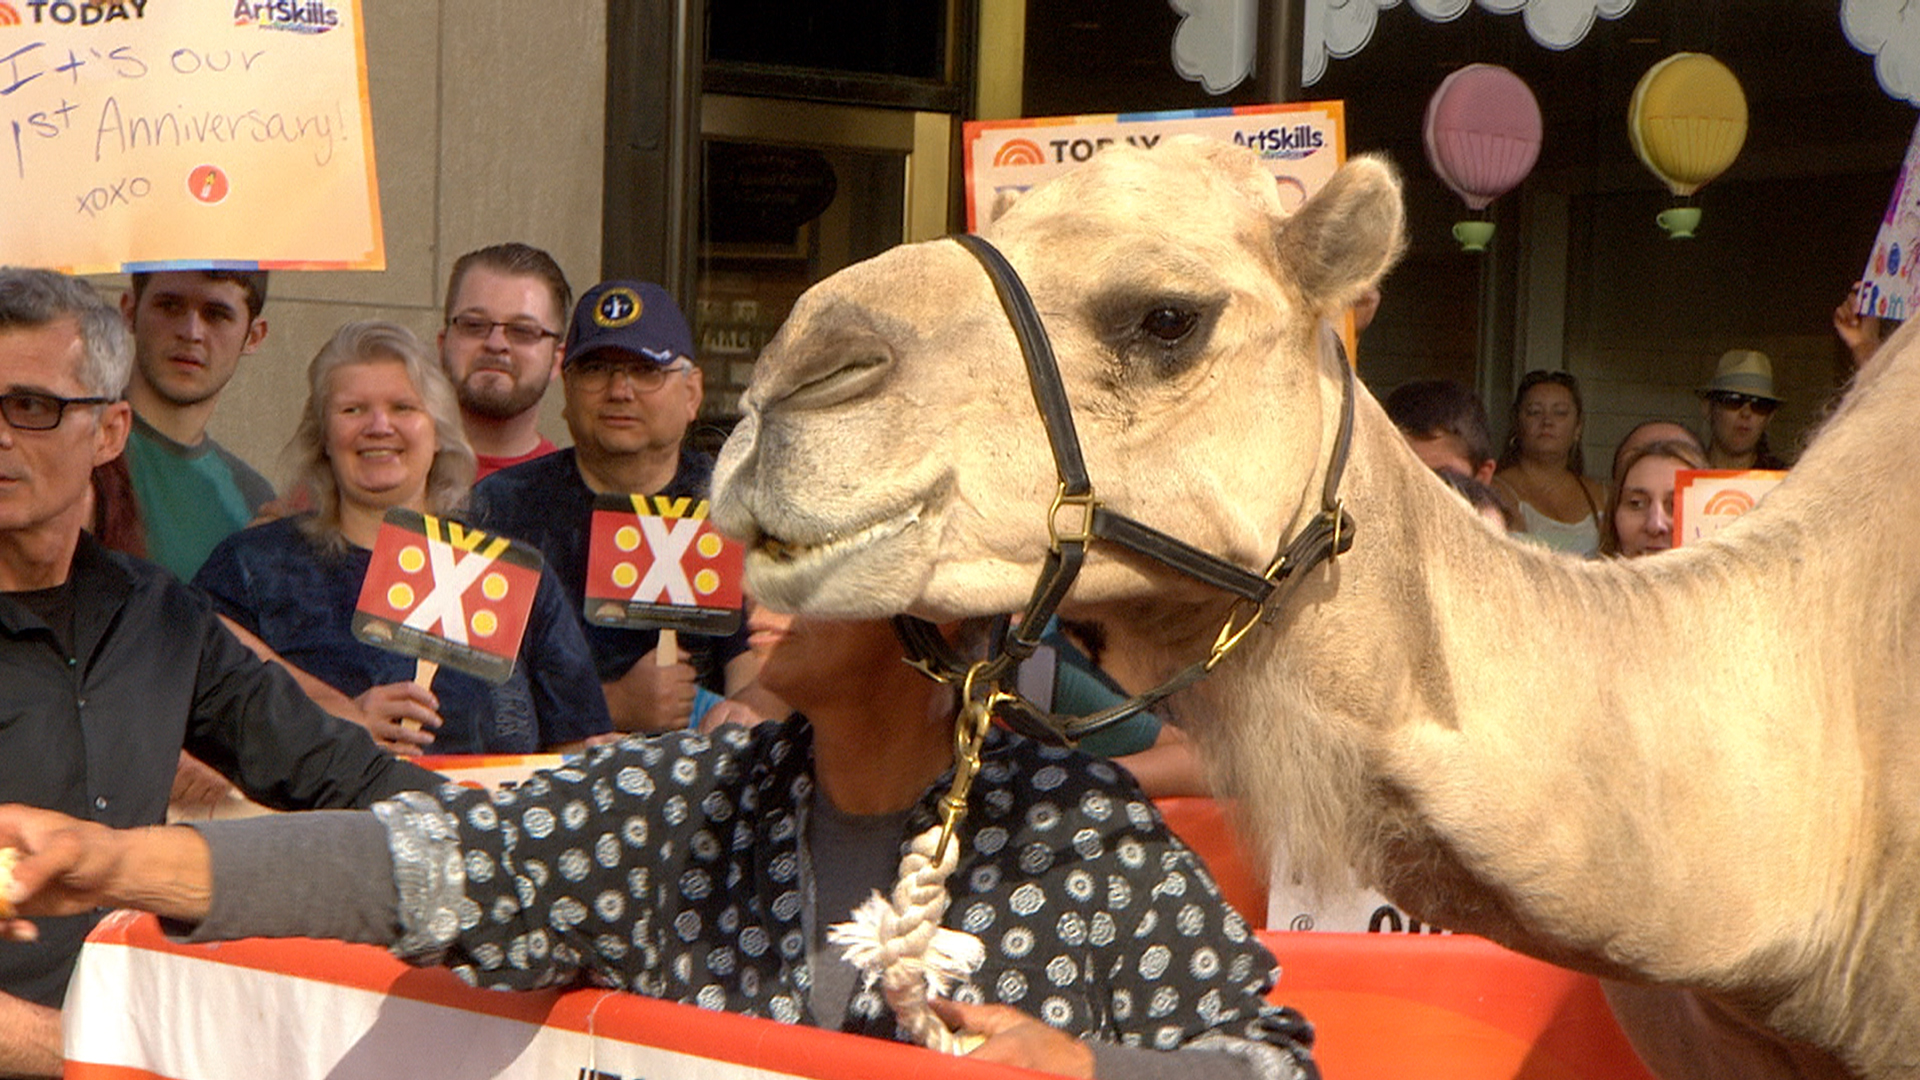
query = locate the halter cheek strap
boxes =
[896,232,1357,746]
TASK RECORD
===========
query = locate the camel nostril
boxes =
[780,348,894,411]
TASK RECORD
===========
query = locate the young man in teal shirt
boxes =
[119,270,274,579]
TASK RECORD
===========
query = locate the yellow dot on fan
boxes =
[615,525,641,552]
[387,583,414,609]
[471,610,499,637]
[612,563,638,589]
[398,546,425,573]
[482,572,509,600]
[694,568,720,594]
[697,533,723,558]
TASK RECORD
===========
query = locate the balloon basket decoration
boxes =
[1630,53,1747,238]
[1656,206,1702,239]
[1424,65,1541,255]
[1453,220,1497,252]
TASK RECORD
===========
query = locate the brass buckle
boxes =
[1206,597,1263,671]
[934,661,1010,863]
[1048,483,1098,553]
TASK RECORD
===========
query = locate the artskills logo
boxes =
[234,0,338,33]
[1233,124,1325,161]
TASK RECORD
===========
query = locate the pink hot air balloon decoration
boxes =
[1424,64,1544,251]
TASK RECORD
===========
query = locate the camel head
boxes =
[713,136,1405,627]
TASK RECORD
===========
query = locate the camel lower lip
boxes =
[752,503,923,570]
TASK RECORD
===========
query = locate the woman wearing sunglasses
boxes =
[1700,349,1788,471]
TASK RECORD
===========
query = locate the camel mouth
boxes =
[752,503,922,565]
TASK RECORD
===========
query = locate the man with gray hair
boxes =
[0,268,437,1076]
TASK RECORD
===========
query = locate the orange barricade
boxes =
[67,911,1656,1080]
[1262,931,1655,1080]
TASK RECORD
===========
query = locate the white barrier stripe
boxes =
[65,941,816,1080]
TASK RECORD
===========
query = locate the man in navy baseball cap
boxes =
[473,280,770,733]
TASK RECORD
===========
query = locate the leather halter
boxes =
[894,232,1358,744]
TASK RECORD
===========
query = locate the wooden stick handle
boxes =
[402,659,438,733]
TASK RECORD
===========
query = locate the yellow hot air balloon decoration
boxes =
[1630,53,1748,238]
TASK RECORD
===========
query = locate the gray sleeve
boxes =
[180,811,400,946]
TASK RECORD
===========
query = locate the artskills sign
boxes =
[963,101,1345,232]
[353,509,544,686]
[0,0,382,271]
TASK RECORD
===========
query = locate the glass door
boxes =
[693,95,951,417]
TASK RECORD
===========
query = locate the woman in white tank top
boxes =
[1491,370,1606,557]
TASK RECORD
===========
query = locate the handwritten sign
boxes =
[1858,115,1920,321]
[352,509,544,686]
[1672,468,1785,547]
[585,493,744,636]
[963,101,1346,232]
[0,0,383,272]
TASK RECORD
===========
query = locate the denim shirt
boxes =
[195,515,611,754]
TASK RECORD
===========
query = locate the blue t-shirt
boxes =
[470,447,750,693]
[193,515,611,754]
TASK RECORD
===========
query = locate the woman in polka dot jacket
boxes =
[0,615,1318,1080]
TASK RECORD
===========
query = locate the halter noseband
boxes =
[897,232,1358,749]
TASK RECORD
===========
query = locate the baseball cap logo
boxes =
[594,287,643,328]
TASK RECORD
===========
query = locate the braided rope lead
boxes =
[827,824,988,1054]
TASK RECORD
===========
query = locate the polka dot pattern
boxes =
[378,719,1313,1070]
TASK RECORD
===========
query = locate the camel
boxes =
[709,135,1920,1080]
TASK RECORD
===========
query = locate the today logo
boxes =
[11,0,148,26]
[233,0,338,33]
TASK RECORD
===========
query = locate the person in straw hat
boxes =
[1700,348,1788,471]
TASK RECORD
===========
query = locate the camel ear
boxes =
[1273,154,1406,317]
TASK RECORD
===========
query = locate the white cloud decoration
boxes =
[1841,0,1920,106]
[1299,0,1395,87]
[1170,0,1259,93]
[1297,0,1635,86]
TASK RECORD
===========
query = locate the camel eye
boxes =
[1140,306,1198,344]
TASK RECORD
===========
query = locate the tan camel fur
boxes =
[711,136,1918,1080]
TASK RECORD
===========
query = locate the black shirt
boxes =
[0,534,438,1006]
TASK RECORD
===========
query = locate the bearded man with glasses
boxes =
[437,243,573,479]
[1700,349,1788,471]
[0,268,437,1077]
[473,280,777,734]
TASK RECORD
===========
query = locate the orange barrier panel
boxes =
[1258,931,1656,1080]
[65,912,1044,1080]
[66,912,1655,1080]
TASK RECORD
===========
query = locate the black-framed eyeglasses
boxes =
[0,390,116,431]
[445,313,562,348]
[568,358,690,393]
[1706,391,1779,416]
